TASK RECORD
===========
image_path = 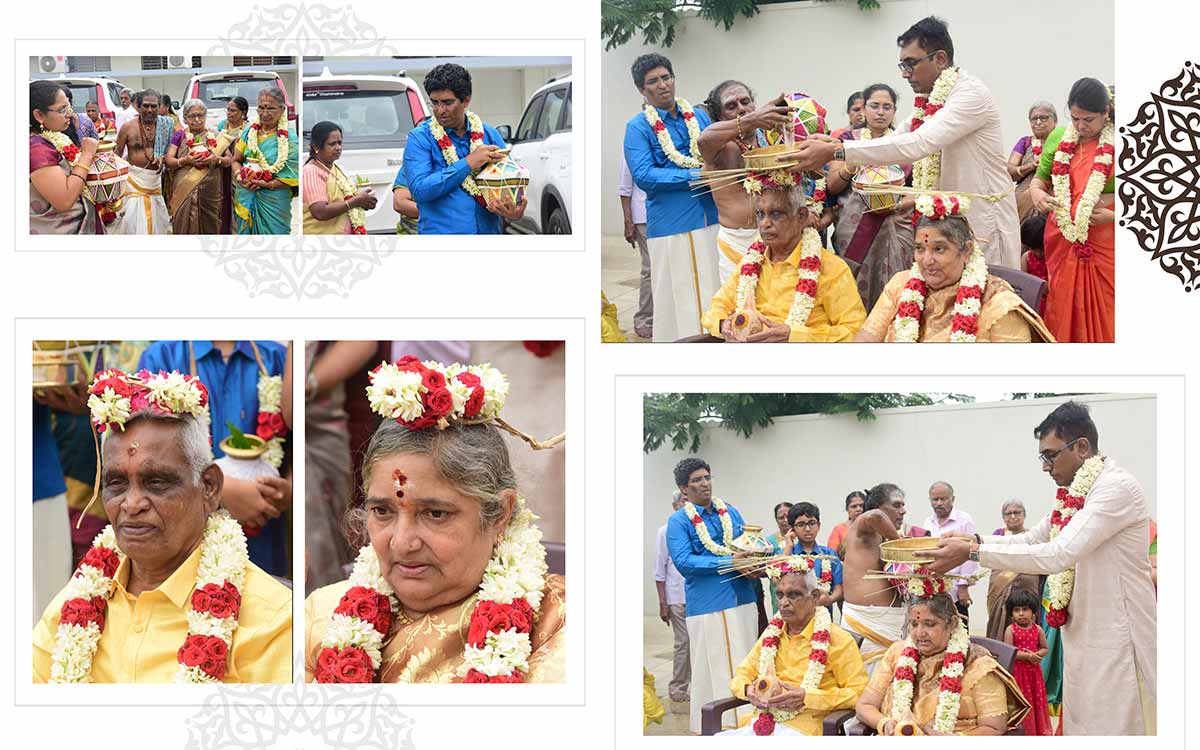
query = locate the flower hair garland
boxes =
[1045,454,1105,627]
[643,98,703,170]
[892,194,987,342]
[683,497,735,555]
[87,368,209,433]
[750,605,832,735]
[49,513,249,683]
[314,496,548,683]
[428,110,487,205]
[764,554,833,594]
[1050,121,1115,260]
[366,357,509,431]
[909,67,960,191]
[890,620,970,734]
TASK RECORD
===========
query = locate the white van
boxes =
[183,70,297,131]
[302,69,431,234]
[506,74,572,234]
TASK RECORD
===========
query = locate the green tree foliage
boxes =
[644,393,969,453]
[602,1,879,50]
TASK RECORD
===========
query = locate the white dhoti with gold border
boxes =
[840,601,905,678]
[685,602,758,734]
[716,224,758,286]
[648,223,720,342]
[115,164,172,235]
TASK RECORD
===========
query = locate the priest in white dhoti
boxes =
[113,88,173,235]
[929,401,1157,735]
[791,16,1019,268]
[665,457,759,733]
[623,54,721,342]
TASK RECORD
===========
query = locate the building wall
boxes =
[641,394,1156,625]
[602,0,1114,236]
[405,65,571,132]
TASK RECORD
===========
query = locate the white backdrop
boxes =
[642,393,1156,626]
[601,0,1115,237]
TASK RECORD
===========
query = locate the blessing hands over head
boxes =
[745,94,791,131]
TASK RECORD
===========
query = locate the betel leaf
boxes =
[225,421,255,449]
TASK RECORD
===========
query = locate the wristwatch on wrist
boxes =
[833,147,846,162]
[969,544,981,563]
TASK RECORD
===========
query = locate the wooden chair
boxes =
[988,264,1047,312]
[699,633,864,735]
[845,635,1025,736]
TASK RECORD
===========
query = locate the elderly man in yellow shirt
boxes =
[701,175,865,342]
[33,369,291,683]
[723,563,868,735]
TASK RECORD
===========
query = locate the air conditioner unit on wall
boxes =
[167,55,191,69]
[38,56,67,74]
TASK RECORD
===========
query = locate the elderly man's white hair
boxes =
[101,411,213,482]
[779,567,820,593]
[759,184,809,215]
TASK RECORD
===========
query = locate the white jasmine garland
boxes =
[890,621,970,733]
[643,98,703,169]
[244,119,289,175]
[1050,121,1115,247]
[910,68,960,191]
[86,388,132,429]
[682,498,736,555]
[428,111,487,198]
[143,371,207,417]
[256,374,286,469]
[1046,455,1105,622]
[365,365,425,421]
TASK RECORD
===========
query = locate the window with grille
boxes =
[232,56,293,66]
[67,56,111,73]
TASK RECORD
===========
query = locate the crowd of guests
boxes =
[616,15,1114,343]
[648,402,1157,736]
[302,63,527,235]
[30,81,298,235]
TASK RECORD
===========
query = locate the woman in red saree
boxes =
[1029,78,1115,343]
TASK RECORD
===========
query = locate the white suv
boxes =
[184,70,297,131]
[43,75,127,134]
[507,74,572,234]
[302,69,431,234]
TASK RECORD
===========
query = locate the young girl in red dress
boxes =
[1004,588,1052,735]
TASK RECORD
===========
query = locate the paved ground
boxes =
[601,234,650,343]
[643,615,693,736]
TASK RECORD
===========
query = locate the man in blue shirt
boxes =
[623,53,720,342]
[138,341,290,578]
[665,457,759,733]
[401,63,527,234]
[784,502,845,613]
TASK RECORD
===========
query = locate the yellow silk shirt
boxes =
[33,543,292,683]
[702,245,866,342]
[730,619,869,735]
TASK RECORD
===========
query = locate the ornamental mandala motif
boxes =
[199,3,399,300]
[184,657,415,750]
[1119,61,1200,292]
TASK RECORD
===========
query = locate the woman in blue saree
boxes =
[232,87,298,234]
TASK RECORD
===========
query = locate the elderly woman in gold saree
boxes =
[984,500,1042,641]
[305,359,565,683]
[854,198,1053,342]
[856,593,1029,735]
[166,99,235,234]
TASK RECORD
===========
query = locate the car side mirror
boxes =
[496,124,512,142]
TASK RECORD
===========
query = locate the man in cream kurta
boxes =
[791,18,1019,268]
[929,406,1156,735]
[836,70,1019,268]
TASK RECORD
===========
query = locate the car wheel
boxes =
[546,206,571,234]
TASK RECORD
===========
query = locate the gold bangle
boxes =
[876,717,891,735]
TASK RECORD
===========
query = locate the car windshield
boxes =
[302,88,415,150]
[63,84,100,111]
[197,78,279,107]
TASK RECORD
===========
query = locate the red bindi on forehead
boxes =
[392,469,408,499]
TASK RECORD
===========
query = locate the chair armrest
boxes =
[701,697,749,735]
[846,716,876,736]
[822,709,856,735]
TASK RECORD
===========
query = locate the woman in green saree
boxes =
[231,87,298,234]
